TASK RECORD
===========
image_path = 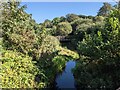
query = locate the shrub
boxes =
[1,50,46,88]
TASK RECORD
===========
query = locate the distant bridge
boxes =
[56,36,71,42]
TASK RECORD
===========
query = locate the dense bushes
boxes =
[57,47,79,59]
[1,1,61,88]
[1,50,46,88]
[77,8,120,61]
[73,6,120,89]
[40,36,60,54]
[73,59,120,88]
[2,1,38,55]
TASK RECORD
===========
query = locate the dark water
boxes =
[55,60,76,89]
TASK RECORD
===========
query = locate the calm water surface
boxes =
[55,60,76,89]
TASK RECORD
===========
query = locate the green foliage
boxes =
[78,15,94,19]
[77,33,102,59]
[52,17,61,25]
[40,35,60,55]
[56,22,72,36]
[97,2,113,16]
[43,19,52,28]
[52,56,67,72]
[66,14,80,22]
[44,26,57,35]
[71,18,93,34]
[60,16,67,22]
[77,8,120,66]
[28,34,61,62]
[73,59,120,88]
[57,47,79,60]
[74,7,120,89]
[1,50,46,88]
[94,16,105,22]
[70,18,95,47]
[1,1,66,88]
[2,1,38,55]
[75,23,94,34]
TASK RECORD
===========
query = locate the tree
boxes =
[40,35,60,55]
[66,14,80,22]
[71,18,93,34]
[43,19,52,28]
[1,1,39,55]
[94,16,104,22]
[97,2,113,16]
[52,17,61,25]
[38,35,60,61]
[60,16,67,22]
[56,22,72,36]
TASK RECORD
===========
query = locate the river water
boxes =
[55,60,76,89]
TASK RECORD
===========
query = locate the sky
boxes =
[20,2,116,23]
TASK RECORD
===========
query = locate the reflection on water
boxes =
[55,60,76,89]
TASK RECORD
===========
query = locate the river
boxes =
[55,60,76,89]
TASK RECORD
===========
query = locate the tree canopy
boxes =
[56,22,72,36]
[97,2,113,16]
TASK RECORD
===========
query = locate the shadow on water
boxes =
[54,60,77,90]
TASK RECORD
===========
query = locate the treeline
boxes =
[41,2,114,37]
[41,2,115,49]
[41,12,103,36]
